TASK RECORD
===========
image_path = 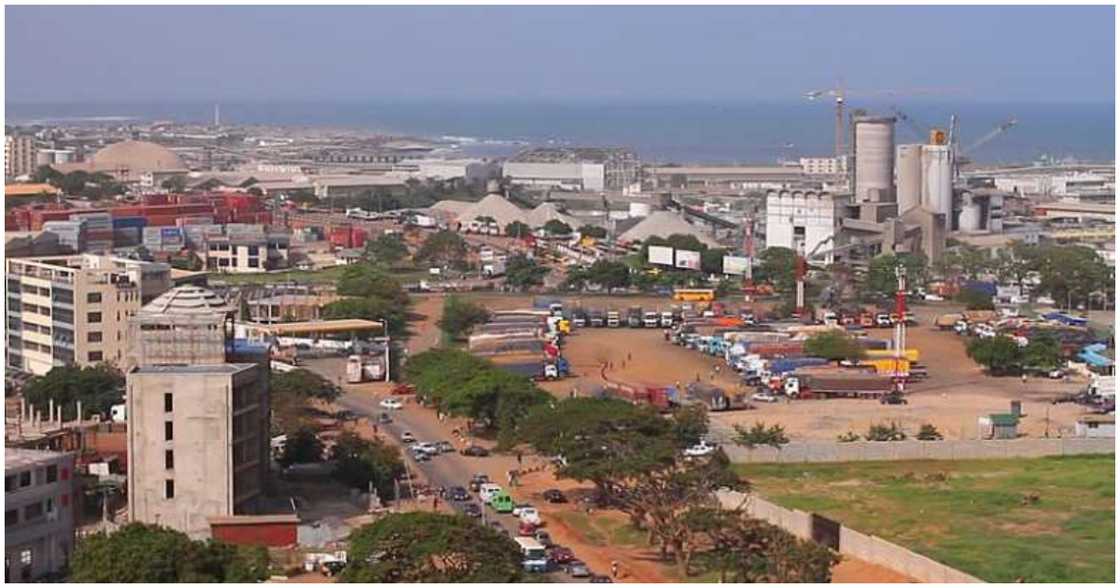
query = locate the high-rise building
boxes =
[5,135,38,178]
[125,287,269,538]
[5,255,171,376]
[4,449,79,581]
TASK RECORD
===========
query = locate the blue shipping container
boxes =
[769,357,829,374]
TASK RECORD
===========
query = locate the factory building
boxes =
[646,165,804,191]
[504,147,639,192]
[5,449,79,581]
[852,116,896,203]
[799,156,848,175]
[6,135,38,179]
[6,255,171,376]
[764,189,848,263]
[126,286,270,538]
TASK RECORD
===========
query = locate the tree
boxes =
[542,219,573,236]
[671,404,710,448]
[1034,244,1113,310]
[966,335,1023,376]
[437,296,490,342]
[754,247,798,293]
[865,421,908,442]
[1022,332,1062,371]
[330,432,406,499]
[22,364,124,421]
[504,220,531,239]
[701,248,729,276]
[692,509,839,582]
[956,287,995,310]
[732,422,790,449]
[916,424,944,441]
[802,331,865,362]
[504,254,549,291]
[578,224,607,239]
[585,259,632,291]
[278,427,325,466]
[69,523,268,582]
[866,253,928,298]
[32,164,63,185]
[324,263,410,335]
[271,368,342,402]
[365,233,409,266]
[342,512,524,583]
[938,244,992,281]
[414,230,469,269]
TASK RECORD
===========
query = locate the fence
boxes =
[716,491,984,583]
[715,436,1115,464]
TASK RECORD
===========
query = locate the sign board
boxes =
[648,245,674,266]
[675,249,701,271]
[722,255,751,276]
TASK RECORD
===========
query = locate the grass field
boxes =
[736,455,1115,583]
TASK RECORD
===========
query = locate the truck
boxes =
[599,381,673,411]
[606,310,622,328]
[1088,375,1116,400]
[684,383,747,411]
[768,357,830,375]
[570,308,588,327]
[626,306,643,328]
[494,357,571,380]
[514,537,549,573]
[743,341,804,358]
[589,309,606,328]
[783,372,897,399]
[643,311,660,328]
[660,311,674,328]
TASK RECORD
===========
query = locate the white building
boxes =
[1075,414,1115,438]
[5,135,37,179]
[764,189,848,263]
[503,161,606,191]
[202,227,291,273]
[5,449,78,581]
[799,156,847,175]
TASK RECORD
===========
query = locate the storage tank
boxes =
[895,144,923,213]
[920,145,953,216]
[958,192,982,232]
[628,202,651,218]
[853,116,896,203]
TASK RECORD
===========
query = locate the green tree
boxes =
[754,247,798,293]
[966,335,1024,376]
[503,254,550,291]
[916,424,944,441]
[956,287,995,310]
[414,230,469,269]
[732,422,791,449]
[1034,244,1113,310]
[802,331,865,362]
[22,364,124,421]
[504,220,532,239]
[866,421,908,441]
[32,164,63,185]
[693,510,839,582]
[542,219,573,236]
[271,368,342,402]
[1022,332,1062,371]
[585,259,632,291]
[437,296,490,342]
[866,253,928,298]
[578,224,607,239]
[364,233,410,265]
[330,432,406,499]
[278,427,325,466]
[69,523,268,582]
[342,512,524,583]
[671,404,710,447]
[701,248,729,275]
[323,263,410,335]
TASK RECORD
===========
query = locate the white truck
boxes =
[514,537,549,573]
[1089,375,1115,400]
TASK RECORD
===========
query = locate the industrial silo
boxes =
[853,116,896,203]
[958,192,982,232]
[895,144,923,213]
[920,145,953,216]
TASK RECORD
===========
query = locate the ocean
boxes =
[6,100,1114,165]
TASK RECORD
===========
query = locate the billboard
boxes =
[648,245,674,266]
[722,255,751,276]
[675,249,701,271]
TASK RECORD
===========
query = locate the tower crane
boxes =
[955,117,1018,174]
[805,85,961,158]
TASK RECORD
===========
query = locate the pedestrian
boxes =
[373,424,379,435]
[1021,373,1028,384]
[611,561,619,579]
[627,352,632,362]
[516,451,523,468]
[433,496,439,511]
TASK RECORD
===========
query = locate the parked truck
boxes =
[783,372,898,399]
[627,306,643,328]
[684,383,747,411]
[589,309,606,328]
[606,309,622,328]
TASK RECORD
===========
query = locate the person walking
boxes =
[516,451,523,468]
[611,561,620,579]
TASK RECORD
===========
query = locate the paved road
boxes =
[335,390,586,582]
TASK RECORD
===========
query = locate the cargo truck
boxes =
[589,309,605,328]
[606,310,622,328]
[783,372,898,399]
[627,306,643,328]
[643,311,660,328]
[684,383,748,411]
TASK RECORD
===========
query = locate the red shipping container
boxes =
[145,215,179,227]
[351,228,367,248]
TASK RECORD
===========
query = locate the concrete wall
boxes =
[717,437,1115,464]
[717,490,983,583]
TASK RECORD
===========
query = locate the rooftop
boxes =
[6,448,71,470]
[132,363,256,375]
[140,286,232,318]
[239,318,385,336]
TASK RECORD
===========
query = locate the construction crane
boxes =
[955,117,1018,174]
[892,264,909,388]
[794,237,869,319]
[805,84,960,158]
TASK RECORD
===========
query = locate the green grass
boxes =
[736,455,1115,582]
[552,511,647,549]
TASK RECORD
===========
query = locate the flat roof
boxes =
[647,165,801,176]
[132,363,256,375]
[1033,202,1115,214]
[6,448,71,470]
[5,183,60,197]
[242,318,384,335]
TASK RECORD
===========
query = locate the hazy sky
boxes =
[6,5,1114,104]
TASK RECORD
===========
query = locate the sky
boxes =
[5,5,1115,104]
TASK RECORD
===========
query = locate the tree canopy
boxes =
[414,230,469,269]
[802,331,865,362]
[271,369,342,402]
[330,432,406,499]
[364,233,410,266]
[956,287,995,310]
[278,427,325,467]
[69,523,268,583]
[341,512,523,583]
[966,335,1023,376]
[437,296,490,342]
[866,253,928,298]
[542,219,573,236]
[23,364,124,421]
[579,224,608,239]
[503,254,550,291]
[754,247,798,293]
[504,220,532,239]
[564,259,631,292]
[322,263,410,335]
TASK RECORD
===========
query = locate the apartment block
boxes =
[5,449,78,581]
[5,135,38,179]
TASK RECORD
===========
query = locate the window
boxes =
[164,393,173,412]
[4,475,13,493]
[5,509,17,527]
[45,498,54,516]
[165,479,175,499]
[87,332,102,343]
[165,421,173,441]
[87,312,102,324]
[247,258,259,268]
[86,293,102,304]
[19,471,31,488]
[23,502,43,521]
[88,351,103,362]
[165,450,174,470]
[45,465,57,484]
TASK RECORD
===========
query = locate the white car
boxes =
[379,398,403,410]
[512,503,534,517]
[751,392,781,403]
[684,441,717,457]
[414,442,440,455]
[400,431,416,444]
[518,507,541,526]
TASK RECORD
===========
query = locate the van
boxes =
[478,483,503,504]
[490,490,515,513]
[514,537,549,573]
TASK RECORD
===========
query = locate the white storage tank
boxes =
[958,192,982,232]
[853,116,896,203]
[920,145,953,216]
[895,144,923,213]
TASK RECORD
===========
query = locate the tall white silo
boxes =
[895,144,923,213]
[853,116,896,203]
[920,145,953,216]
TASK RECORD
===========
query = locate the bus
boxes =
[514,537,549,573]
[673,288,715,302]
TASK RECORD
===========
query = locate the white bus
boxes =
[513,537,548,573]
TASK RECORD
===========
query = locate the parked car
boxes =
[542,489,567,503]
[518,507,541,526]
[436,441,455,453]
[534,529,553,547]
[566,560,591,578]
[379,398,403,410]
[462,503,482,517]
[880,393,908,405]
[410,447,430,462]
[751,392,780,403]
[590,574,613,583]
[448,486,470,501]
[469,473,490,492]
[547,546,576,566]
[460,445,490,457]
[512,503,535,517]
[683,441,717,457]
[400,431,416,444]
[415,442,440,456]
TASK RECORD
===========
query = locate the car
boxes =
[469,474,490,492]
[462,503,482,518]
[518,507,541,526]
[590,574,613,583]
[379,398,403,410]
[880,393,908,405]
[534,530,553,547]
[460,445,490,457]
[518,519,538,536]
[413,442,439,455]
[410,447,431,462]
[511,503,534,517]
[566,560,591,578]
[683,441,717,457]
[320,560,346,577]
[751,392,780,403]
[547,546,576,566]
[435,441,455,453]
[448,486,470,501]
[377,412,392,424]
[542,489,567,503]
[400,431,416,444]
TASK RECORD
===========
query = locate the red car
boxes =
[547,546,576,566]
[392,383,416,395]
[518,520,538,536]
